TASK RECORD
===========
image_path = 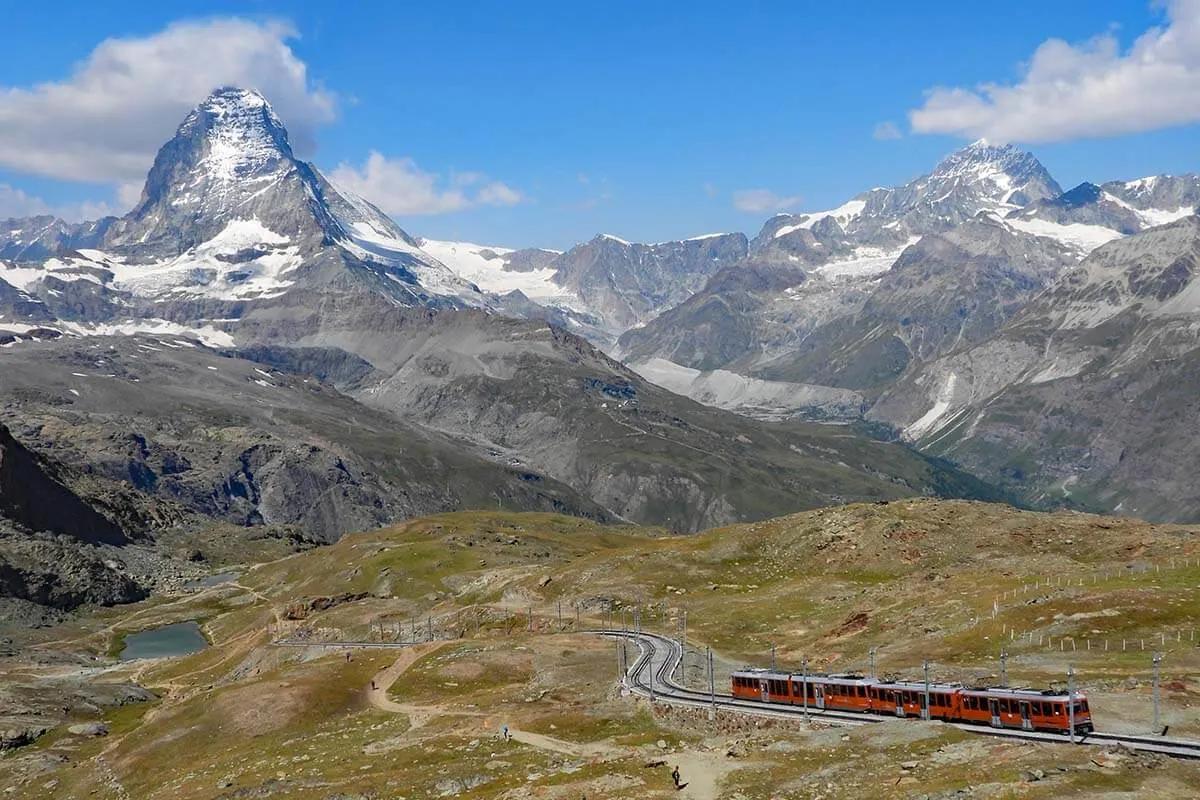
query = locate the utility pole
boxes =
[427,616,432,641]
[1068,665,1076,743]
[649,646,655,703]
[680,610,687,683]
[1153,652,1163,734]
[771,643,777,671]
[708,647,716,714]
[869,647,877,680]
[802,658,809,721]
[527,606,533,632]
[1000,649,1008,689]
[923,660,931,721]
[557,599,562,631]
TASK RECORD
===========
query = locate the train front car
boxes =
[958,687,1093,735]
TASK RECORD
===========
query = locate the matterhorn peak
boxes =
[175,86,294,181]
[102,87,304,254]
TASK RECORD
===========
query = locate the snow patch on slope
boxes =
[813,242,915,281]
[631,357,863,420]
[774,199,867,239]
[107,219,302,300]
[904,372,958,441]
[1006,217,1124,253]
[418,239,580,306]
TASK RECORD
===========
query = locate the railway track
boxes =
[599,629,1200,761]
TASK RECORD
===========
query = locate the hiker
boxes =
[671,765,681,788]
[502,724,510,741]
[370,679,376,690]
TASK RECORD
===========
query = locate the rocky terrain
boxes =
[0,423,148,617]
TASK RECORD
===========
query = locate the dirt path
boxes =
[366,642,452,732]
[669,751,740,800]
[365,645,622,761]
[504,727,615,759]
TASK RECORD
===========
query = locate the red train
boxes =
[730,668,1093,734]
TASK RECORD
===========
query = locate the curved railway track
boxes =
[600,629,1200,761]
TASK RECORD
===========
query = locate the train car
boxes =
[731,670,1093,735]
[730,668,792,703]
[730,669,873,712]
[868,680,960,720]
[959,687,1092,734]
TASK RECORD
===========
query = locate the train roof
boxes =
[732,669,874,686]
[960,687,1083,700]
[874,680,961,692]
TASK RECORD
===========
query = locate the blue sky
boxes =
[2,0,1198,249]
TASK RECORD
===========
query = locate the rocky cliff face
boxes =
[0,423,130,546]
[0,422,157,612]
[870,216,1200,519]
[549,233,748,331]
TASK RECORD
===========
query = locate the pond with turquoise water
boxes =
[118,621,209,660]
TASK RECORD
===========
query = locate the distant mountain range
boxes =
[0,84,999,603]
[3,86,1200,535]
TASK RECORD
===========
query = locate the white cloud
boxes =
[0,185,50,219]
[0,18,334,185]
[331,152,523,216]
[733,188,803,214]
[0,183,119,222]
[910,0,1200,143]
[873,121,903,140]
[476,182,523,207]
[116,181,144,211]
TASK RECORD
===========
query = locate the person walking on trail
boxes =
[502,724,510,741]
[671,765,681,788]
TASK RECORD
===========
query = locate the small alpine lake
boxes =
[118,621,209,661]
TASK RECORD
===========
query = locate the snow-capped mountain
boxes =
[752,140,1062,269]
[1006,175,1200,254]
[0,216,113,262]
[0,88,490,345]
[414,231,749,338]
